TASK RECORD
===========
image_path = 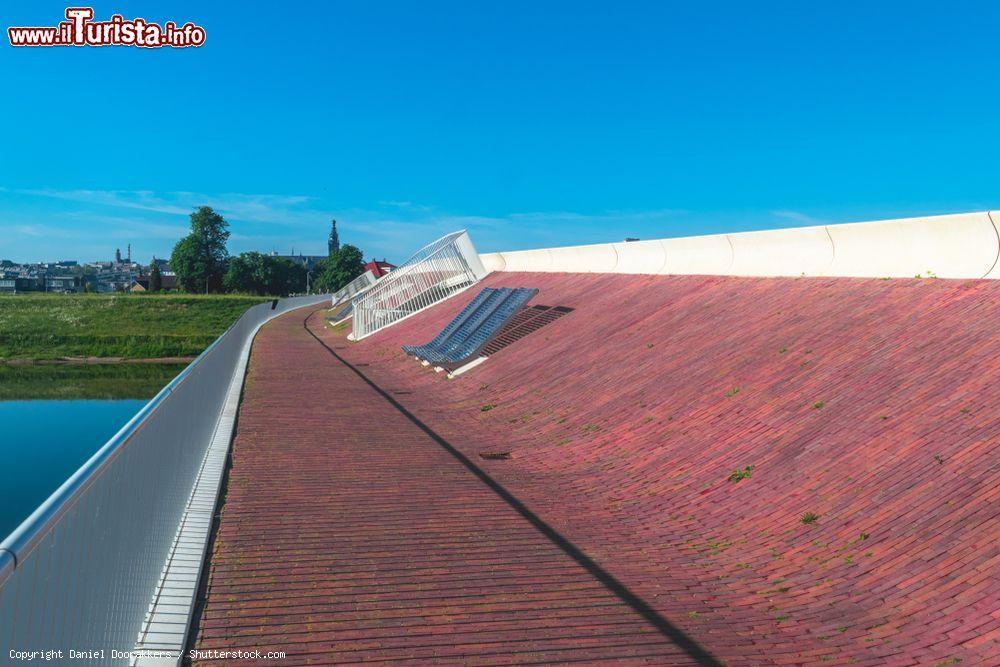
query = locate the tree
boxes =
[313,244,366,293]
[224,252,307,296]
[169,236,201,293]
[148,262,162,292]
[170,206,230,293]
[222,252,260,294]
[274,258,308,295]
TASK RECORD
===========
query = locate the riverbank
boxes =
[0,363,189,400]
[0,293,269,361]
[0,356,196,365]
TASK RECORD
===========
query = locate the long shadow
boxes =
[302,312,723,667]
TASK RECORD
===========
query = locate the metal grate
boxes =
[428,288,537,364]
[401,290,572,375]
[402,287,537,367]
[403,288,500,359]
[479,305,573,357]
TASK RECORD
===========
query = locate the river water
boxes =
[0,399,148,537]
[0,363,186,538]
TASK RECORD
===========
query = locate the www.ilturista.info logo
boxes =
[8,7,206,48]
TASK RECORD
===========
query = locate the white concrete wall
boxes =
[479,211,1000,280]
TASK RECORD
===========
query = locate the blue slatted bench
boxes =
[402,286,539,367]
[435,288,537,366]
[402,287,497,358]
[419,288,516,364]
[404,287,538,368]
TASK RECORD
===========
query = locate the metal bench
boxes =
[402,287,538,368]
[403,287,502,358]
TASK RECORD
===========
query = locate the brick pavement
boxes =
[189,304,713,665]
[316,273,1000,666]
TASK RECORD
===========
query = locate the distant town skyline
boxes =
[3,2,999,263]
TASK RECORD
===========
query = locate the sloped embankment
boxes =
[319,272,999,665]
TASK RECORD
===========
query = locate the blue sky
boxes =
[1,1,998,263]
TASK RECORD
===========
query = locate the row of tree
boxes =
[168,207,366,296]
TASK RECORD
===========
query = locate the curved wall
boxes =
[0,295,330,658]
[989,212,1000,279]
[480,211,1000,279]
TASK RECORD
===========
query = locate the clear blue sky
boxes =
[2,1,998,263]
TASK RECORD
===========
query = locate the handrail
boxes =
[0,306,247,580]
[0,294,330,656]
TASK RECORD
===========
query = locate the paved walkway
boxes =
[189,307,715,665]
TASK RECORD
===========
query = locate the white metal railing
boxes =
[350,230,487,339]
[0,294,328,663]
[330,269,377,307]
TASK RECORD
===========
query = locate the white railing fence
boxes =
[330,269,377,307]
[0,294,328,663]
[350,230,487,340]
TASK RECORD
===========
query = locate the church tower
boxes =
[328,219,340,256]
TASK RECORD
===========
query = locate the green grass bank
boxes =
[0,363,190,400]
[0,294,271,360]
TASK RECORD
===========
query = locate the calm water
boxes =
[0,399,147,538]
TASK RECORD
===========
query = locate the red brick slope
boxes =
[323,273,1000,666]
[191,307,705,665]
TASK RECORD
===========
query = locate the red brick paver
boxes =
[320,273,1000,666]
[189,306,709,665]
